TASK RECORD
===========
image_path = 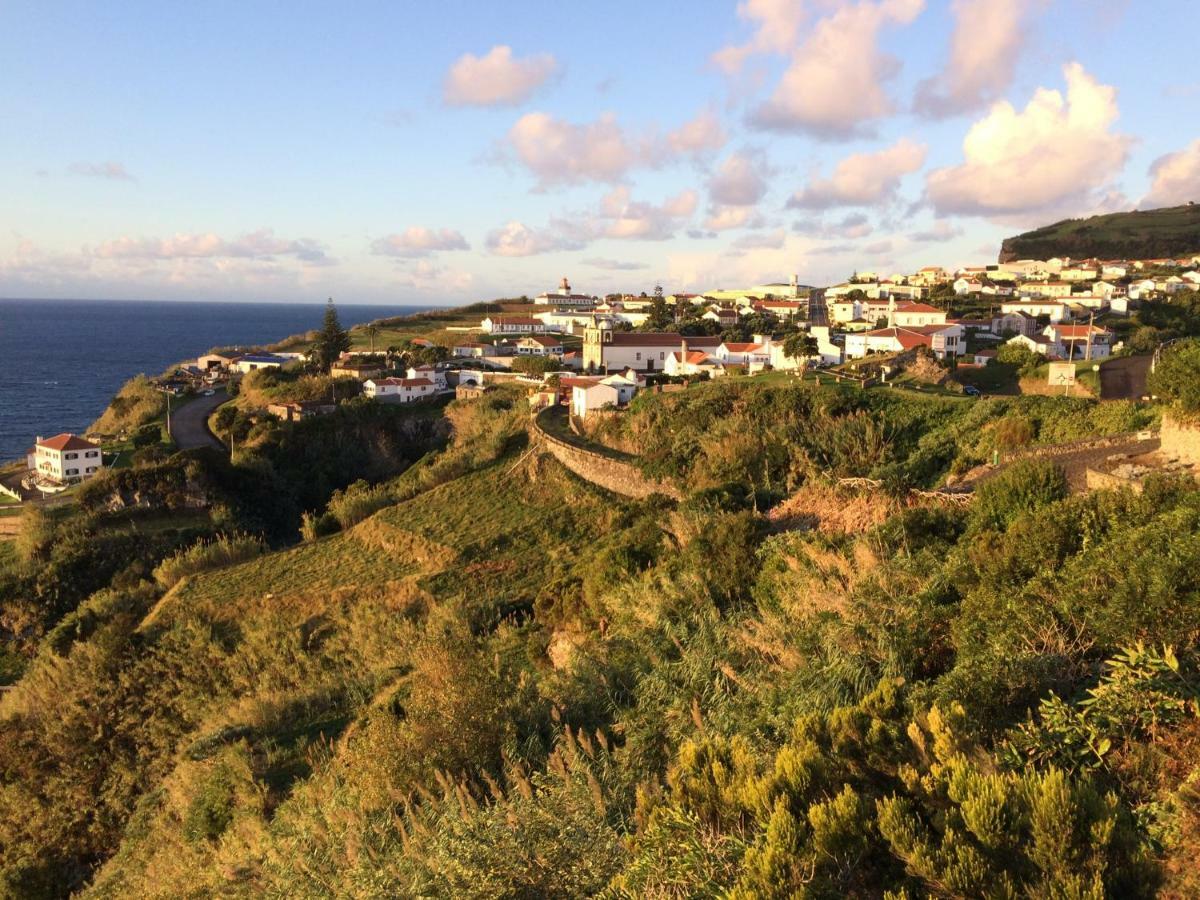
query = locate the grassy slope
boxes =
[79,450,631,896]
[999,204,1200,262]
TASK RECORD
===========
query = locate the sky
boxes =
[2,0,1199,305]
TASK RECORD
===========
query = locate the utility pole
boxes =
[1084,310,1094,362]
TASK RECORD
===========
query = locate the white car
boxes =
[202,389,215,396]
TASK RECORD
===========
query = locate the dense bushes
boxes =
[89,375,165,435]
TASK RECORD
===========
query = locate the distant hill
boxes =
[999,204,1200,263]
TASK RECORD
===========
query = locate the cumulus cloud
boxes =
[788,138,926,209]
[485,221,583,257]
[1143,139,1200,207]
[708,150,772,206]
[712,0,808,73]
[584,186,699,240]
[488,186,699,255]
[910,220,964,242]
[505,112,653,188]
[704,206,762,231]
[914,0,1042,119]
[504,109,729,188]
[584,257,649,271]
[926,63,1132,220]
[394,259,475,292]
[748,0,925,139]
[667,109,727,155]
[94,228,332,264]
[370,227,469,258]
[443,45,558,107]
[68,161,136,181]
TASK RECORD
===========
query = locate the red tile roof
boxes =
[38,433,99,452]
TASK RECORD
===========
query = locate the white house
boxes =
[844,324,965,360]
[581,327,721,373]
[767,326,842,369]
[893,302,948,328]
[1044,324,1112,360]
[363,377,436,403]
[953,278,983,296]
[664,348,721,377]
[1021,281,1073,299]
[406,365,447,389]
[29,433,102,483]
[715,341,770,366]
[516,335,564,357]
[570,373,638,419]
[453,342,498,358]
[1000,299,1070,323]
[481,316,545,335]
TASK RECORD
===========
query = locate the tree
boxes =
[783,333,819,370]
[365,324,380,354]
[1148,338,1200,415]
[312,299,351,373]
[646,286,674,330]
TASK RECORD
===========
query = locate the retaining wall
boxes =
[1160,415,1200,465]
[533,411,683,501]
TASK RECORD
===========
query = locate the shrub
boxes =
[971,459,1068,532]
[1148,338,1200,416]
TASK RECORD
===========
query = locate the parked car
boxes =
[963,385,982,397]
[202,389,216,396]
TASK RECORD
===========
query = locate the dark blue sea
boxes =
[0,299,434,462]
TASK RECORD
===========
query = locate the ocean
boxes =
[0,298,434,462]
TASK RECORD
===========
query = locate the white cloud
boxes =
[788,138,926,209]
[926,63,1132,220]
[370,227,469,258]
[68,161,136,181]
[584,257,650,271]
[667,109,727,155]
[485,220,583,257]
[1143,139,1200,208]
[708,150,772,206]
[748,0,925,138]
[793,211,875,239]
[443,45,558,107]
[704,206,761,231]
[712,0,808,73]
[584,186,698,240]
[94,228,333,264]
[505,110,727,188]
[395,259,475,292]
[910,220,964,242]
[506,112,652,188]
[914,0,1043,119]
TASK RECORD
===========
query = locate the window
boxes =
[66,452,77,460]
[636,352,641,361]
[66,468,78,476]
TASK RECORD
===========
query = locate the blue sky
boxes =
[2,0,1198,303]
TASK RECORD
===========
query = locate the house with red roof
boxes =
[363,377,437,403]
[892,302,948,328]
[28,433,103,483]
[844,324,965,360]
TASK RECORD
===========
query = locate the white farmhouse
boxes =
[363,377,436,403]
[29,433,102,483]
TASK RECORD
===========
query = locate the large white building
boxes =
[534,277,596,307]
[581,327,721,373]
[363,377,436,403]
[28,433,103,483]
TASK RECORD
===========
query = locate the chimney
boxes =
[680,338,689,356]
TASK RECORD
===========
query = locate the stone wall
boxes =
[533,413,683,501]
[1160,414,1200,465]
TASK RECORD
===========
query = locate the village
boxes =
[6,251,1200,504]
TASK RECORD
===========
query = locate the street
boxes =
[169,388,228,451]
[807,287,828,327]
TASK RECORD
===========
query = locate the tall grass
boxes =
[153,534,266,589]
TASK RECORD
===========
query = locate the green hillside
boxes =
[999,204,1200,262]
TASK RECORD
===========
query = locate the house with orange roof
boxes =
[28,433,103,483]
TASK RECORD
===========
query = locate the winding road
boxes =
[169,388,228,451]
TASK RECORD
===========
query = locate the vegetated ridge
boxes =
[999,204,1200,262]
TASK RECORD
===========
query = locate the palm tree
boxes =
[366,324,380,354]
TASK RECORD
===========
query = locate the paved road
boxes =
[807,288,828,327]
[169,389,228,451]
[1099,354,1152,400]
